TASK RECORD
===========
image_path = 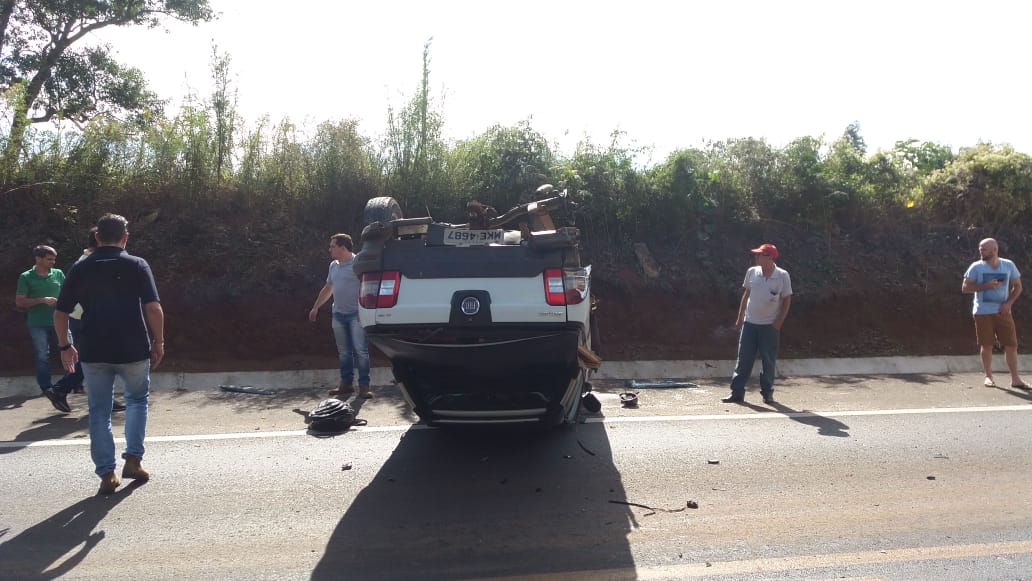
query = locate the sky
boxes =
[93,0,1032,164]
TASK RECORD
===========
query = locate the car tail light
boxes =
[543,267,589,306]
[564,267,589,305]
[544,268,566,305]
[360,271,401,308]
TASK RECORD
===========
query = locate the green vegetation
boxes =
[3,27,1032,268]
[0,1,215,176]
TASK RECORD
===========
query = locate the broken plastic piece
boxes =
[219,384,276,395]
[625,379,699,389]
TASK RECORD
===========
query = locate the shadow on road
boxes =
[767,401,850,437]
[0,401,88,455]
[0,480,144,579]
[0,394,28,411]
[805,373,948,387]
[989,384,1032,403]
[311,420,634,580]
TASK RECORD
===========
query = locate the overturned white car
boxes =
[353,186,600,426]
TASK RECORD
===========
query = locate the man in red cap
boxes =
[722,243,793,405]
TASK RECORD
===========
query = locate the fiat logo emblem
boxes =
[460,296,481,316]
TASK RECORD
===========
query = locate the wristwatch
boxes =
[59,344,72,351]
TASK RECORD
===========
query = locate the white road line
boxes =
[0,424,426,448]
[477,539,1032,580]
[3,404,1030,448]
[585,403,1032,424]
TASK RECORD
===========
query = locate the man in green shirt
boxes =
[15,245,73,412]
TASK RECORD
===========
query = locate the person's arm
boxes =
[309,283,333,322]
[144,301,165,370]
[773,295,792,330]
[735,288,750,328]
[1000,278,1022,316]
[962,276,1002,294]
[15,293,57,309]
[54,310,78,373]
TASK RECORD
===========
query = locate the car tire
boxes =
[364,197,403,225]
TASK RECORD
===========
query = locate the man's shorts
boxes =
[974,313,1018,348]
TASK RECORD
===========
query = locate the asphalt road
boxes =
[2,372,1032,580]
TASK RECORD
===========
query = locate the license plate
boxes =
[443,228,504,246]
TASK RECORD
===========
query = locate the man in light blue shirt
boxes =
[962,238,1027,389]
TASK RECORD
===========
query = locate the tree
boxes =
[0,0,214,175]
[209,43,236,186]
[448,120,555,212]
[383,38,450,212]
[922,143,1032,228]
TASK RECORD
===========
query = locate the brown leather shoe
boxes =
[99,471,121,495]
[358,384,372,399]
[122,454,150,481]
[329,382,354,396]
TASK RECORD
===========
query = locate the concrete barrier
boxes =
[3,355,1031,397]
[593,355,1029,380]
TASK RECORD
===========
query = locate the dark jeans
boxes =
[27,325,73,393]
[729,322,780,397]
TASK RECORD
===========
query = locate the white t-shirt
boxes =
[69,249,92,320]
[742,265,793,325]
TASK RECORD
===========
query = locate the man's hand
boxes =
[60,345,78,373]
[308,307,319,322]
[151,342,164,370]
[987,279,1003,290]
[42,296,58,306]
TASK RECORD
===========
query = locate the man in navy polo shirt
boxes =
[55,214,165,495]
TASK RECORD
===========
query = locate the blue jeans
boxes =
[82,359,150,476]
[332,311,370,386]
[729,322,780,398]
[27,325,73,392]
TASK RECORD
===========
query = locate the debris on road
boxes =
[687,500,699,509]
[342,462,352,471]
[219,384,276,396]
[625,379,700,389]
[608,499,690,516]
[619,392,639,407]
[581,392,601,414]
[707,459,720,465]
[577,440,597,456]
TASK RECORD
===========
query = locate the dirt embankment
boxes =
[2,203,1030,376]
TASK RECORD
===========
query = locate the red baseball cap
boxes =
[750,243,778,260]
